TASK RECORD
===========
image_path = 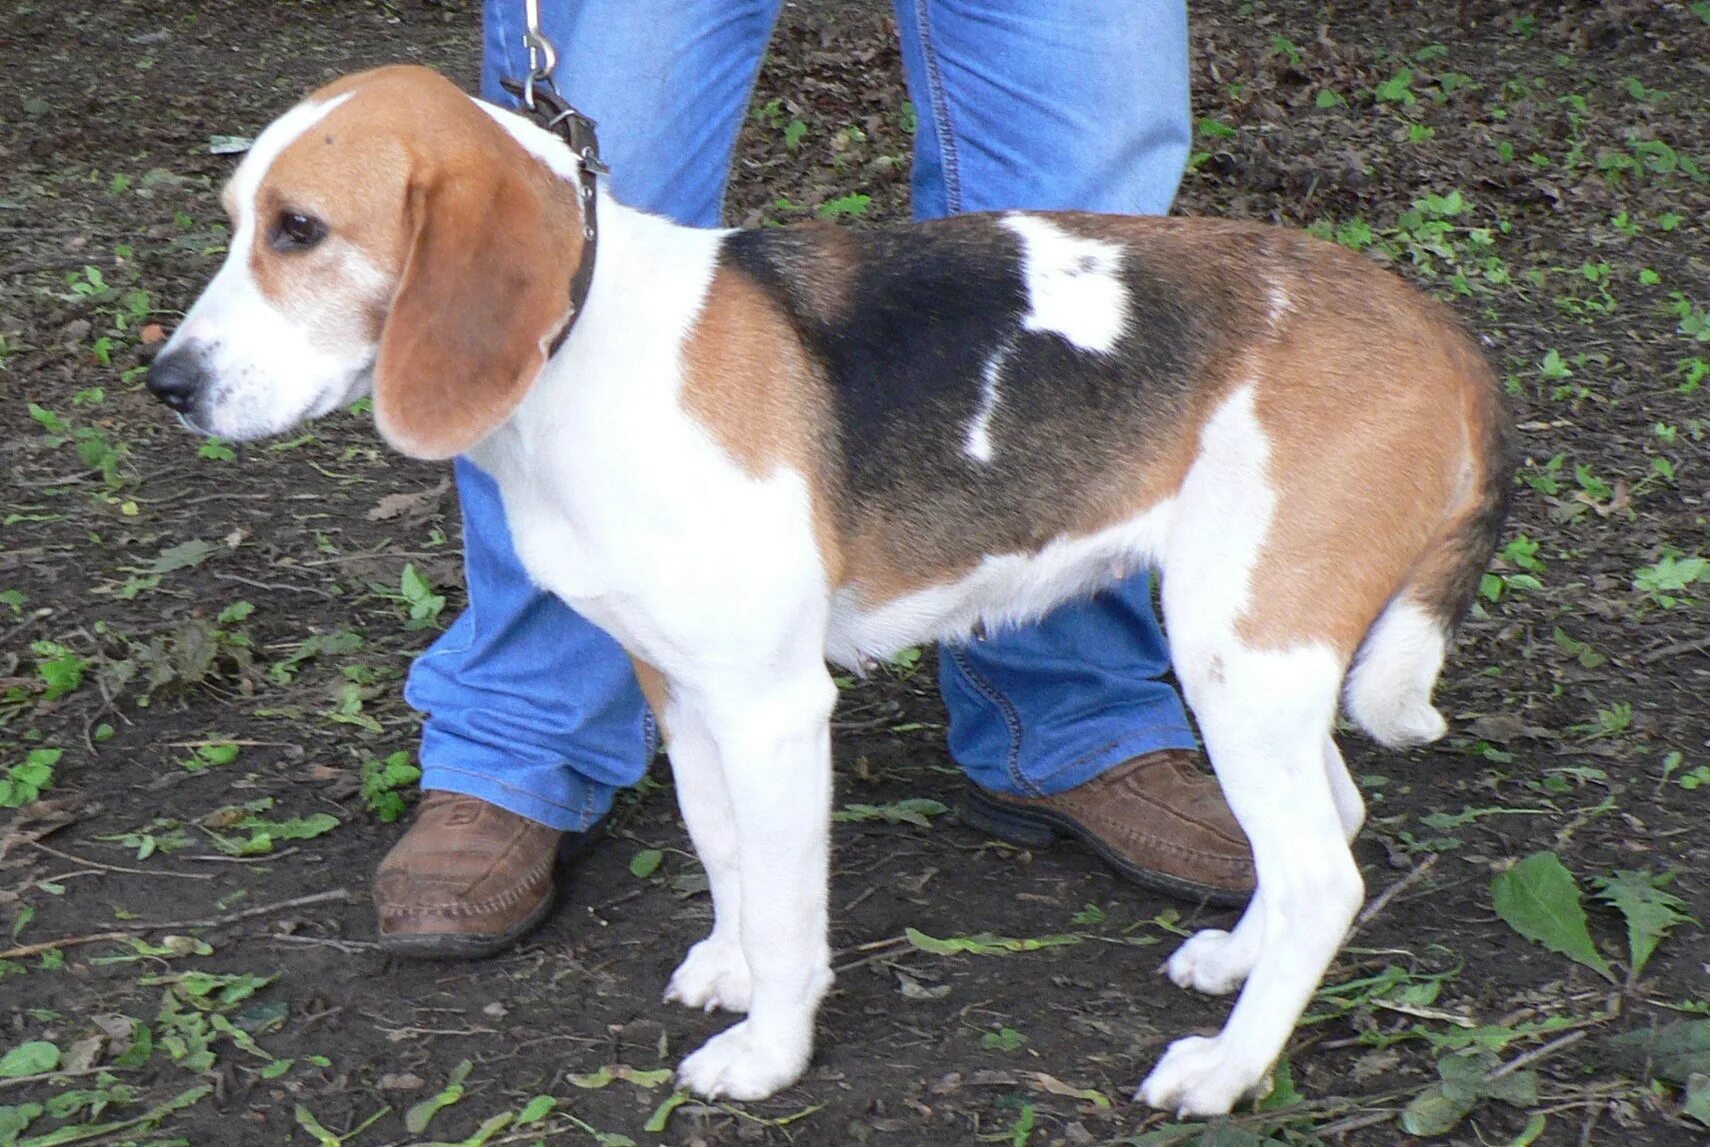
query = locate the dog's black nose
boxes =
[146,347,205,413]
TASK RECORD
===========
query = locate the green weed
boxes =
[0,747,61,808]
[361,750,421,822]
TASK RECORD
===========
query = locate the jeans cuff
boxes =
[1015,718,1200,797]
[418,725,617,832]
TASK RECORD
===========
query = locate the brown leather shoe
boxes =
[374,791,601,958]
[962,749,1255,907]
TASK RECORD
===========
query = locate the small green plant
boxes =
[95,819,196,860]
[1497,534,1543,571]
[1400,1047,1540,1136]
[1634,554,1709,606]
[817,193,871,220]
[833,798,949,827]
[360,750,421,822]
[1480,535,1544,602]
[1375,68,1417,105]
[1667,292,1710,341]
[31,641,88,700]
[267,630,363,685]
[1491,851,1615,982]
[1680,356,1707,394]
[1589,870,1699,980]
[1,748,61,807]
[1554,628,1607,668]
[1574,462,1615,504]
[1519,453,1564,494]
[906,927,1081,956]
[374,564,446,629]
[180,742,239,771]
[199,798,339,855]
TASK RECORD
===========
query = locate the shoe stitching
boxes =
[976,792,1252,876]
[378,854,554,918]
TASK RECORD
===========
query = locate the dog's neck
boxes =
[464,180,730,477]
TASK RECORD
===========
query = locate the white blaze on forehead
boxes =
[964,343,1009,464]
[224,92,355,233]
[1000,214,1129,354]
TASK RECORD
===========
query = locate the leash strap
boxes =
[500,10,607,353]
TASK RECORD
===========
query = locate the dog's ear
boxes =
[372,154,580,460]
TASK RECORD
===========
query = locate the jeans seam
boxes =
[911,0,962,213]
[947,645,1032,795]
[487,3,513,103]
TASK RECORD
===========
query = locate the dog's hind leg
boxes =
[1141,639,1359,1115]
[674,656,837,1101]
[1165,733,1362,1000]
[1135,384,1370,1115]
[1322,734,1365,841]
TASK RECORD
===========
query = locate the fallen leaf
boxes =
[1491,852,1615,982]
[366,478,450,522]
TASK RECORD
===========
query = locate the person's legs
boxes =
[482,0,785,227]
[406,0,786,828]
[890,0,1251,904]
[893,0,1198,796]
[382,0,785,954]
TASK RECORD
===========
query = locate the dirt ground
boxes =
[2,1,1709,1144]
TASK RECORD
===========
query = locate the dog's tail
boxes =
[1344,349,1515,749]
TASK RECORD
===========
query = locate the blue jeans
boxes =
[404,0,1197,831]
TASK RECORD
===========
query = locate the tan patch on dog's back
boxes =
[1232,236,1502,654]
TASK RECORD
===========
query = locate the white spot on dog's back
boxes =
[964,343,1010,464]
[1267,279,1291,331]
[1000,214,1127,354]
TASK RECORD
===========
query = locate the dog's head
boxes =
[147,65,584,460]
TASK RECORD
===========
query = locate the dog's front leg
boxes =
[674,667,838,1101]
[660,702,754,1014]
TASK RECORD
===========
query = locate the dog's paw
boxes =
[1165,928,1257,996]
[665,938,752,1014]
[1136,1034,1267,1116]
[677,1020,809,1101]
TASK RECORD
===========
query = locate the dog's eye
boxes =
[272,211,327,251]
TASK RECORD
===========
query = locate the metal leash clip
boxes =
[519,0,556,110]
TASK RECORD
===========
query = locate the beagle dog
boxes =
[148,66,1512,1115]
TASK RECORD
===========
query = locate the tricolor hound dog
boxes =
[147,66,1512,1115]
